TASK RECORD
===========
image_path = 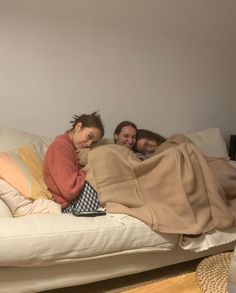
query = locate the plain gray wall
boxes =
[0,0,235,143]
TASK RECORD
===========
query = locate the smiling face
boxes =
[70,122,102,150]
[136,138,158,156]
[114,126,137,149]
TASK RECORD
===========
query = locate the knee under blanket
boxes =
[84,141,236,235]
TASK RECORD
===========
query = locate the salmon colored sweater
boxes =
[43,132,86,208]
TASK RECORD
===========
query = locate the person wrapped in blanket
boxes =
[43,112,104,214]
[113,120,138,150]
[113,122,166,160]
[133,129,166,160]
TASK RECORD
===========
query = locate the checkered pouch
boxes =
[63,181,100,214]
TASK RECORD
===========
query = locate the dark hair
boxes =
[136,129,166,145]
[113,121,137,143]
[70,111,104,137]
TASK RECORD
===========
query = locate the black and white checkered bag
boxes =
[63,181,100,214]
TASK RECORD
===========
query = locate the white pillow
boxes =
[0,125,52,152]
[186,128,229,160]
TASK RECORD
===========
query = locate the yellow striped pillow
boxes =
[0,144,52,200]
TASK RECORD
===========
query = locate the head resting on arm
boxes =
[69,111,104,150]
[134,129,166,157]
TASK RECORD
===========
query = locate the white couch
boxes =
[0,125,236,293]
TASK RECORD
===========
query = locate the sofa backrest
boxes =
[0,125,229,159]
[0,125,52,152]
[186,128,229,160]
[0,125,230,217]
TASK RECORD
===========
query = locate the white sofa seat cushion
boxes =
[0,213,178,267]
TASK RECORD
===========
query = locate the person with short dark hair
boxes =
[43,112,104,214]
[113,121,137,150]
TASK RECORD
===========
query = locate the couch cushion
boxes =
[0,144,52,200]
[0,125,51,152]
[186,128,229,159]
[0,213,178,267]
[180,226,236,252]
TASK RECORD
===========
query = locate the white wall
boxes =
[0,0,235,143]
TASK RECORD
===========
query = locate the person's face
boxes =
[72,123,102,150]
[136,138,158,156]
[115,126,137,149]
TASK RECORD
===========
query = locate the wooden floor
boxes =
[123,272,202,293]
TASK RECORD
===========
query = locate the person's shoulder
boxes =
[48,132,72,150]
[52,132,69,142]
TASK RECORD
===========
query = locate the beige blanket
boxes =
[84,135,236,235]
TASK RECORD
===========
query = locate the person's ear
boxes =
[114,134,118,143]
[75,122,82,132]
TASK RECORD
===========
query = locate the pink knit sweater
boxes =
[43,132,86,208]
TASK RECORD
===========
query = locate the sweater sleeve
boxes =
[44,138,86,201]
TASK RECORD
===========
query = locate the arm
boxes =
[76,148,90,166]
[44,139,86,201]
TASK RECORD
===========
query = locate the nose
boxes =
[127,137,133,143]
[82,140,91,148]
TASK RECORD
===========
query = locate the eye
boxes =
[87,133,94,140]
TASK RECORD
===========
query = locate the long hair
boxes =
[136,129,166,145]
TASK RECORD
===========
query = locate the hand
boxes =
[76,148,90,166]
